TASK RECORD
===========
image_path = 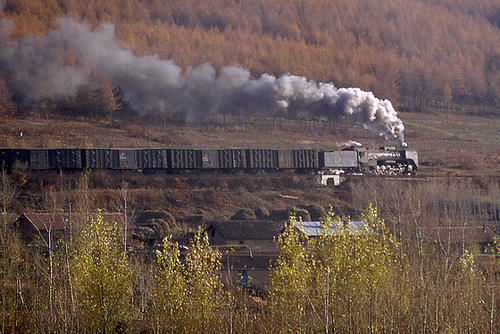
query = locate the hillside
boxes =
[1,111,498,224]
[1,2,500,330]
[0,0,499,223]
[1,0,500,121]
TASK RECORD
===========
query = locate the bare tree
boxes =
[0,167,18,214]
[119,181,130,253]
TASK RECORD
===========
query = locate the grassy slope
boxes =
[3,112,499,222]
[3,112,499,174]
[400,112,500,176]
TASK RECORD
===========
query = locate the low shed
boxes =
[205,220,284,287]
[14,212,136,245]
[206,220,284,252]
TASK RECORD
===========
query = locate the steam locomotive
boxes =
[0,146,418,175]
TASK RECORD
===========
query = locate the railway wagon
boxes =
[29,149,50,169]
[167,148,203,171]
[278,149,319,170]
[0,149,29,170]
[47,149,82,169]
[217,149,247,170]
[118,149,138,169]
[83,149,119,169]
[1,149,82,170]
[136,149,168,170]
[82,148,138,170]
[201,149,219,169]
[246,149,279,171]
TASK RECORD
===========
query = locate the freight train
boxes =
[0,146,418,175]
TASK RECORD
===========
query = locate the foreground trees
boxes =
[152,228,222,333]
[71,212,132,333]
[1,174,500,332]
[269,204,500,333]
[270,207,410,333]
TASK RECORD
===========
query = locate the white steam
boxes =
[0,18,405,142]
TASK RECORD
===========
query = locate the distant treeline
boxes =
[1,0,500,119]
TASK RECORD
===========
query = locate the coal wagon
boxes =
[0,145,418,176]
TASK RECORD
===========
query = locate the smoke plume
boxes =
[0,18,405,142]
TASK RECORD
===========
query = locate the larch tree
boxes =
[94,79,121,122]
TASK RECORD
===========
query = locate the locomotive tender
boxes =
[0,146,418,175]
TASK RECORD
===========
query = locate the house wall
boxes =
[15,217,40,244]
[207,229,277,252]
[207,226,279,287]
[207,229,228,245]
[219,268,272,289]
[219,252,278,288]
[235,239,276,252]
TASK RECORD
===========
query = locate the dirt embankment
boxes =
[3,112,500,225]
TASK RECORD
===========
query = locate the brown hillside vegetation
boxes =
[0,111,498,220]
[1,111,500,175]
[1,1,500,332]
[0,0,500,115]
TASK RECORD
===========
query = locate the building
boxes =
[205,220,284,287]
[293,220,371,237]
[205,219,371,287]
[206,220,284,252]
[14,212,136,246]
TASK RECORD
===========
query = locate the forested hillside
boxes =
[1,0,500,120]
[2,2,500,331]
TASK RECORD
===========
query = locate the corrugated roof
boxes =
[294,220,369,237]
[206,220,284,240]
[420,226,496,244]
[17,212,136,231]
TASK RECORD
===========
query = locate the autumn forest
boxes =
[1,1,500,333]
[1,0,500,120]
